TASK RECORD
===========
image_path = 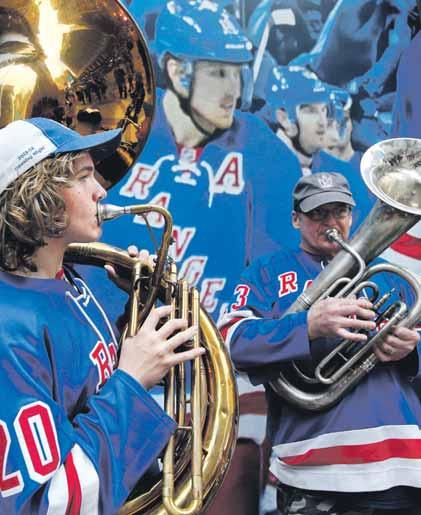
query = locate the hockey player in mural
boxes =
[98,0,303,325]
[257,65,374,230]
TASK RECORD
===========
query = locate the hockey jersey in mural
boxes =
[86,89,303,322]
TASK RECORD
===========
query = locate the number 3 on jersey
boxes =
[231,284,251,310]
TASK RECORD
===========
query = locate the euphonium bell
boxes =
[269,138,421,412]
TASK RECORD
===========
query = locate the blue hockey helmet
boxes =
[155,1,254,110]
[155,0,253,66]
[264,65,331,123]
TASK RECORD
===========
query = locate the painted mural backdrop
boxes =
[82,0,420,324]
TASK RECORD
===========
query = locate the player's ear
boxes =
[292,210,300,229]
[276,108,298,138]
[166,58,189,98]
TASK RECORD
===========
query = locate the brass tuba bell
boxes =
[0,1,238,512]
[269,137,421,411]
[0,0,155,187]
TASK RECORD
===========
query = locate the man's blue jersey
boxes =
[86,89,303,322]
[220,247,421,493]
[0,270,175,514]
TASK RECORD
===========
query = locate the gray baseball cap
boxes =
[293,172,356,213]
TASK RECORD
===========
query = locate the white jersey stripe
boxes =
[271,456,421,492]
[46,444,99,515]
[47,463,69,515]
[219,310,258,347]
[72,444,99,515]
[271,425,421,491]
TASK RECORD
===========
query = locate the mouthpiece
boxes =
[325,228,343,243]
[97,203,131,224]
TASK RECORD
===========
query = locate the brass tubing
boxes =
[163,263,178,512]
[127,260,143,338]
[163,277,203,514]
[97,203,174,326]
[191,288,203,507]
[176,281,189,426]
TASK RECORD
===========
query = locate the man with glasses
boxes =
[220,172,421,514]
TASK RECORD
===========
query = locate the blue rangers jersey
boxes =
[84,89,303,324]
[0,269,175,514]
[220,247,421,495]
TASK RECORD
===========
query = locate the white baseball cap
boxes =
[0,117,122,193]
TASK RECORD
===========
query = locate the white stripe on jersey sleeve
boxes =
[46,462,69,515]
[72,444,99,515]
[46,444,99,515]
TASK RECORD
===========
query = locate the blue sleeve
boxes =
[229,311,310,385]
[219,254,311,385]
[0,332,176,515]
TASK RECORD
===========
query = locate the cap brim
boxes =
[300,191,356,212]
[54,128,122,163]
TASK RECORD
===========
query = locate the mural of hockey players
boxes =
[391,30,421,140]
[299,0,338,42]
[91,3,301,513]
[93,0,302,325]
[247,0,314,67]
[258,66,328,170]
[291,0,416,149]
[258,65,374,229]
[383,29,421,274]
[124,0,167,38]
[299,0,415,91]
[322,88,381,213]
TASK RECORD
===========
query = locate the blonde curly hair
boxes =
[0,152,83,272]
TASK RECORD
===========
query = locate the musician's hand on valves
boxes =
[104,245,155,293]
[307,297,377,341]
[118,305,205,390]
[374,326,420,362]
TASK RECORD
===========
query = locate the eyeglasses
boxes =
[300,205,352,222]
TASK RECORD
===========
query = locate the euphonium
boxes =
[65,203,238,515]
[269,137,421,412]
